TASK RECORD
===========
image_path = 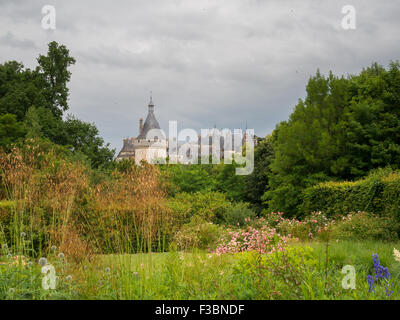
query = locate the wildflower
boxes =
[58,252,65,259]
[8,288,15,295]
[38,257,47,266]
[105,267,111,273]
[2,244,8,250]
[66,275,72,281]
[27,261,33,268]
[51,245,57,252]
[7,254,12,259]
[368,253,392,296]
[367,275,375,293]
[20,232,26,238]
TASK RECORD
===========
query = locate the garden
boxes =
[2,42,400,300]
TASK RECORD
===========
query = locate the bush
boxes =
[223,202,256,226]
[167,191,232,225]
[301,168,400,219]
[331,211,400,241]
[172,216,223,250]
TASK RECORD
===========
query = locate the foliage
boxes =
[331,212,399,242]
[243,137,274,207]
[301,168,400,220]
[172,216,223,250]
[214,224,291,254]
[0,42,114,169]
[160,164,216,195]
[166,191,232,225]
[222,202,256,226]
[266,62,400,216]
[0,114,25,150]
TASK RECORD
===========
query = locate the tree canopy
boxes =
[0,41,114,168]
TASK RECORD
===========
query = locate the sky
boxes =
[1,0,400,152]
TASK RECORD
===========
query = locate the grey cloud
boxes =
[0,0,400,153]
[0,32,38,49]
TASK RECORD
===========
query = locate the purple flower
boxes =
[367,275,375,293]
[368,253,392,296]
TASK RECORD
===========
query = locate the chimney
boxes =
[139,118,143,135]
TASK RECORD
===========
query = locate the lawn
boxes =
[2,240,400,300]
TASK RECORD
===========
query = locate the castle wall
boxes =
[134,140,167,164]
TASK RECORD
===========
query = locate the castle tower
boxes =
[133,95,167,164]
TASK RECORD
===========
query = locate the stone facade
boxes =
[116,97,167,164]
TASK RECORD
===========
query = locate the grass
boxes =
[2,240,400,300]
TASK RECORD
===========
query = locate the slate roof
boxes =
[137,97,164,140]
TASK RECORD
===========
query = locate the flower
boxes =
[105,267,111,273]
[367,275,375,293]
[58,252,65,259]
[38,257,47,266]
[51,245,57,251]
[368,253,392,296]
[20,232,26,238]
[2,243,8,250]
[8,288,15,294]
[66,275,72,281]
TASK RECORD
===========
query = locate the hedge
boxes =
[300,169,400,219]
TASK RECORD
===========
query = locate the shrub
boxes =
[172,216,223,250]
[223,202,256,226]
[166,191,232,225]
[331,211,399,241]
[214,224,292,254]
[262,211,331,241]
[301,168,400,219]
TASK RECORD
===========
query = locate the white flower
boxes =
[58,252,65,259]
[66,275,72,281]
[394,248,400,263]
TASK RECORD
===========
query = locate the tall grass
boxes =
[0,141,173,262]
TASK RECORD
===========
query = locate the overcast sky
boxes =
[1,0,400,152]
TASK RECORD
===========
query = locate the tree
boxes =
[243,136,274,208]
[36,41,76,118]
[62,115,115,168]
[264,62,400,216]
[0,114,25,150]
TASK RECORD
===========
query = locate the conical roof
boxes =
[137,97,164,140]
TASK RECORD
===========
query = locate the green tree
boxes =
[265,63,400,216]
[36,41,76,118]
[62,115,115,168]
[243,136,274,208]
[0,114,25,150]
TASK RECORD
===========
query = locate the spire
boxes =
[148,91,154,112]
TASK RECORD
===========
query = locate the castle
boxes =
[116,97,259,164]
[116,96,167,163]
